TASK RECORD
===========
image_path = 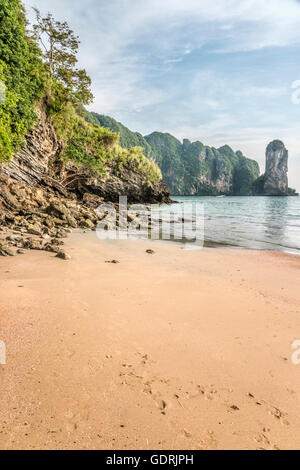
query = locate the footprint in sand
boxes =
[142,381,169,414]
[182,429,192,438]
[158,400,167,413]
[137,352,156,366]
[248,393,289,426]
[145,384,169,414]
[253,431,280,450]
[196,385,218,401]
[196,430,218,450]
[269,407,289,426]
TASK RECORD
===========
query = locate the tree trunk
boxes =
[49,38,54,77]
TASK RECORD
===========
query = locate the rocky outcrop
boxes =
[253,140,298,196]
[0,105,171,257]
[1,105,60,186]
[0,171,168,258]
[49,160,171,205]
[263,140,288,196]
[0,173,99,257]
[0,173,101,234]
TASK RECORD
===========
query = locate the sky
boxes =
[23,0,300,191]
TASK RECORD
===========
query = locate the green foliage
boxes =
[32,8,93,105]
[233,154,260,195]
[145,132,185,193]
[80,111,162,183]
[113,145,162,184]
[88,112,155,160]
[49,103,162,183]
[266,140,285,153]
[217,145,239,173]
[145,132,182,166]
[252,174,265,195]
[49,102,117,173]
[194,184,219,196]
[0,0,47,162]
[145,133,260,195]
[62,125,117,174]
[89,114,262,195]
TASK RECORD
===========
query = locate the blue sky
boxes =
[23,0,300,190]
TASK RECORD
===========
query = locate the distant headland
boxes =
[90,113,298,197]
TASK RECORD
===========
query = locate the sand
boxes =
[0,231,300,450]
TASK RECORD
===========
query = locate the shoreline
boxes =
[1,232,300,450]
[162,237,300,255]
[164,195,300,255]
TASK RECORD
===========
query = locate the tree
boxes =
[32,8,93,105]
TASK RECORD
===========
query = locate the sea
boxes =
[157,195,300,254]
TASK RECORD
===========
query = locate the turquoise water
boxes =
[167,196,300,254]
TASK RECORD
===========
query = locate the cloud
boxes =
[23,1,300,108]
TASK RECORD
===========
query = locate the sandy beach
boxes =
[0,232,300,450]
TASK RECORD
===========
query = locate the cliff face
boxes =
[145,135,260,196]
[95,115,299,197]
[252,140,298,196]
[50,160,171,204]
[214,153,233,194]
[64,112,300,198]
[1,105,60,187]
[91,115,260,196]
[0,105,171,205]
[263,140,288,196]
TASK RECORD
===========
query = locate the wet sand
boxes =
[0,232,300,450]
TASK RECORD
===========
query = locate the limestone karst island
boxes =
[0,0,300,453]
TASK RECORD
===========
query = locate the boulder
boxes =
[27,224,43,236]
[0,245,14,257]
[46,201,68,220]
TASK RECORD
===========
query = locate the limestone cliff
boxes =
[91,115,260,196]
[1,105,61,187]
[144,135,260,196]
[264,140,288,196]
[253,140,298,196]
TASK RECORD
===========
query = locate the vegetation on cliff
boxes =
[233,152,261,195]
[88,113,154,159]
[91,114,260,195]
[146,135,260,195]
[0,1,162,186]
[81,111,161,182]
